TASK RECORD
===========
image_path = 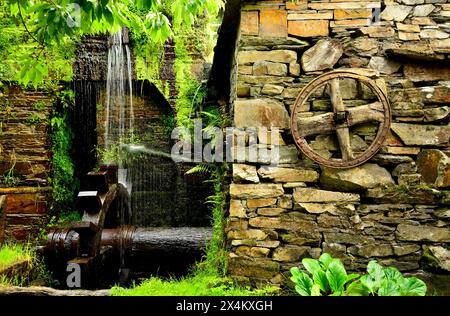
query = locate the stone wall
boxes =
[0,85,53,241]
[227,0,450,287]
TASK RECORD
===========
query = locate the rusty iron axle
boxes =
[45,226,212,265]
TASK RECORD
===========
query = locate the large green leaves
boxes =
[312,270,329,293]
[311,284,321,297]
[383,266,403,281]
[319,253,333,270]
[326,259,348,293]
[400,277,427,296]
[346,281,370,296]
[290,254,428,297]
[378,280,401,296]
[290,267,313,296]
[6,0,224,87]
[302,258,329,292]
[360,260,384,294]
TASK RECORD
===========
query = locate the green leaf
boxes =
[326,259,348,293]
[400,277,427,296]
[378,280,401,296]
[290,267,302,279]
[345,273,360,284]
[383,266,403,282]
[290,267,313,296]
[311,284,322,296]
[345,281,370,296]
[367,260,384,290]
[319,253,333,270]
[359,275,376,294]
[302,258,322,276]
[312,270,329,293]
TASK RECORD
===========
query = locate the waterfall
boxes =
[104,28,134,195]
[104,28,135,283]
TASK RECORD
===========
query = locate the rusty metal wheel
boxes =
[291,70,392,169]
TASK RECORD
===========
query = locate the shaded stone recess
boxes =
[96,82,213,227]
[0,85,54,241]
[228,0,450,287]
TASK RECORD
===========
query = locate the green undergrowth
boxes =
[0,243,32,270]
[111,271,276,296]
[0,242,55,287]
[50,89,79,215]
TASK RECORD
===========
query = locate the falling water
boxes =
[104,28,134,195]
[104,28,135,284]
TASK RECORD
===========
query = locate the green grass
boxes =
[111,271,278,296]
[0,243,56,287]
[0,243,32,270]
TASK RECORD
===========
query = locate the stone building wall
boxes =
[226,0,450,287]
[0,85,53,241]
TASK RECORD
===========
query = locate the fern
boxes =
[185,163,216,175]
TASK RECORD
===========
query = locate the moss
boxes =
[50,89,79,213]
[25,112,47,126]
[161,112,175,137]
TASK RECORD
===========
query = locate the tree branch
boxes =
[17,0,45,47]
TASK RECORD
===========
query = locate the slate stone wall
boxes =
[0,85,53,241]
[227,0,450,287]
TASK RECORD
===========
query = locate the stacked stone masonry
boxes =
[228,0,450,287]
[0,85,53,241]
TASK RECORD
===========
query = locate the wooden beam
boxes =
[297,102,383,137]
[0,286,110,296]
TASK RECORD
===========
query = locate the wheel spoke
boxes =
[347,102,385,126]
[330,78,354,160]
[330,78,345,113]
[335,127,354,160]
[297,113,335,137]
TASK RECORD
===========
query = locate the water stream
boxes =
[104,28,135,282]
[105,28,134,196]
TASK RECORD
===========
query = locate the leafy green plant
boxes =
[352,261,427,296]
[290,254,427,296]
[50,89,79,213]
[290,253,359,296]
[4,0,223,88]
[33,101,47,111]
[26,112,46,126]
[0,149,19,187]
